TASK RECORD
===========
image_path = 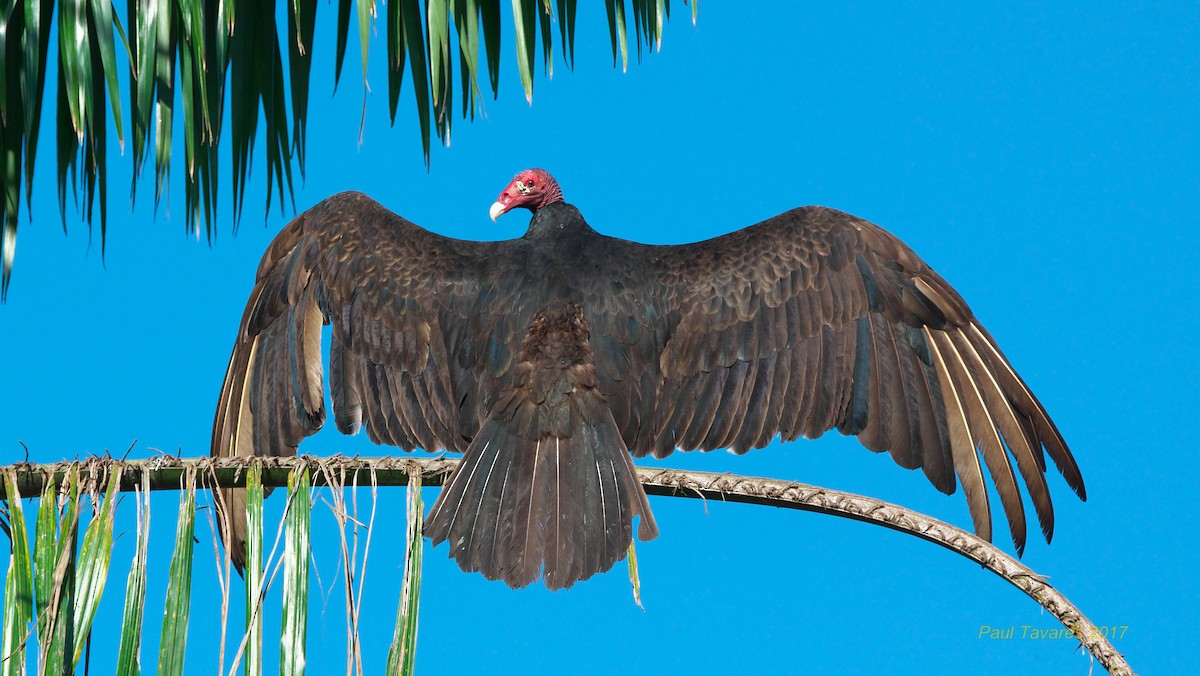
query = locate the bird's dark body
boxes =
[213,179,1085,590]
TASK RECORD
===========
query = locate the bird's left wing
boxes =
[211,191,495,570]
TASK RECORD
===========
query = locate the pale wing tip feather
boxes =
[926,327,993,543]
[933,330,1028,554]
[966,323,1086,501]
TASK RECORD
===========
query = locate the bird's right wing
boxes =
[605,206,1085,554]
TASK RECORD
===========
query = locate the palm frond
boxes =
[1,471,35,676]
[241,463,263,676]
[385,470,423,676]
[114,472,151,676]
[279,467,311,676]
[70,468,121,665]
[156,468,195,676]
[0,456,1136,675]
[0,0,684,299]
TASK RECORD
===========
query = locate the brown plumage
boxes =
[212,168,1085,589]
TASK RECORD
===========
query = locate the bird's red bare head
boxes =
[489,169,564,221]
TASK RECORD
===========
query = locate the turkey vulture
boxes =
[212,169,1085,590]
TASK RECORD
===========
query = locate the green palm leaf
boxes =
[0,0,685,299]
[157,470,196,676]
[2,471,34,676]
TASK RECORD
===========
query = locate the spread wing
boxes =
[211,191,497,569]
[601,206,1086,553]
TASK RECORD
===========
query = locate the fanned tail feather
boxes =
[424,406,657,590]
[425,303,658,590]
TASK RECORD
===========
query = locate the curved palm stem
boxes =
[0,455,1134,675]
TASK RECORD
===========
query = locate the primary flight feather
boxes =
[212,169,1085,589]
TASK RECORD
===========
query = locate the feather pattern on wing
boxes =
[611,206,1083,554]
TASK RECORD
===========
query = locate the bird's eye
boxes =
[528,179,536,187]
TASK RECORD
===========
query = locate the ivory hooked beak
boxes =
[489,201,506,221]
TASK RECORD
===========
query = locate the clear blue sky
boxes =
[3,2,1197,674]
